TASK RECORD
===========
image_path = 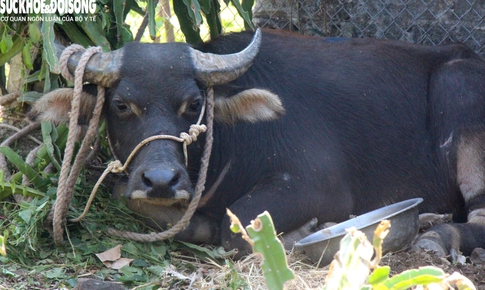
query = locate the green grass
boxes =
[0,143,243,288]
[0,172,242,289]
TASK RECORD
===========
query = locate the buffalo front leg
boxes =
[219,173,352,259]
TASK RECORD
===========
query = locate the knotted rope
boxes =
[53,44,214,244]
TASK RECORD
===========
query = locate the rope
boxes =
[54,43,215,244]
[53,46,105,245]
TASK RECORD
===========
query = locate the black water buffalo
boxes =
[34,28,485,259]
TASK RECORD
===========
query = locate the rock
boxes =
[73,278,127,290]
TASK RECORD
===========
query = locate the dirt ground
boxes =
[382,250,485,289]
[2,247,484,289]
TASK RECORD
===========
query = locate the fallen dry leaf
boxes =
[96,244,122,262]
[95,244,133,269]
[109,258,134,270]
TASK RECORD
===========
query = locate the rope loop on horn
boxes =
[52,45,106,245]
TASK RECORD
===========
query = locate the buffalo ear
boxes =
[28,87,97,125]
[214,88,285,124]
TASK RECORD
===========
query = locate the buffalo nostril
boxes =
[141,169,180,191]
[169,172,180,187]
[142,172,153,188]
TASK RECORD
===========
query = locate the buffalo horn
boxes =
[54,42,123,87]
[191,28,262,86]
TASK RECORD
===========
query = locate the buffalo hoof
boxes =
[412,231,447,257]
[281,218,318,250]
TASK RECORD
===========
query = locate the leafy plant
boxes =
[0,123,68,201]
[327,221,476,290]
[174,0,254,44]
[0,231,6,256]
[229,211,477,290]
[228,209,295,290]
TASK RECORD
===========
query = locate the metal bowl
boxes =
[294,198,423,266]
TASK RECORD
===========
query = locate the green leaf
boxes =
[0,232,6,256]
[22,42,34,70]
[148,0,157,40]
[81,21,111,51]
[18,208,33,224]
[53,124,69,163]
[0,34,13,54]
[0,27,25,66]
[112,0,126,48]
[205,0,222,39]
[147,265,165,275]
[132,259,149,267]
[117,266,146,283]
[19,91,44,104]
[28,22,42,43]
[5,171,20,185]
[245,211,295,290]
[5,34,13,52]
[367,266,391,285]
[179,242,233,260]
[120,24,134,45]
[128,0,144,15]
[44,267,67,279]
[183,0,203,27]
[150,244,167,257]
[0,147,46,191]
[66,279,77,288]
[381,266,446,290]
[41,122,61,172]
[59,21,93,48]
[173,0,203,44]
[40,62,50,93]
[241,0,255,29]
[200,0,211,14]
[0,168,4,184]
[41,18,61,74]
[0,40,7,55]
[1,268,17,277]
[229,0,254,30]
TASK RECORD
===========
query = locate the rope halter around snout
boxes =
[53,45,215,244]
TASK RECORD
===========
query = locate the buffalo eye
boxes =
[115,100,129,113]
[188,99,202,112]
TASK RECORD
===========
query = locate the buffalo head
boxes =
[35,29,284,207]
